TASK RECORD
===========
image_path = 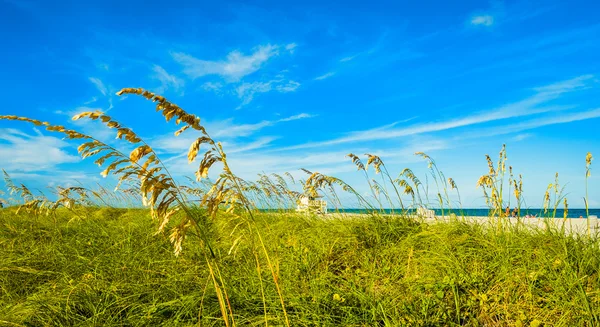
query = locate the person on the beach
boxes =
[505,206,510,217]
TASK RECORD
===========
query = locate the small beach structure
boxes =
[416,206,435,219]
[296,195,327,214]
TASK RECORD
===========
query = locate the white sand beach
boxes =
[323,212,600,236]
[425,215,599,236]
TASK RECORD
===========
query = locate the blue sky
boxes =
[1,0,599,208]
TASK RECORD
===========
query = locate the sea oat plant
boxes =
[585,152,593,218]
[347,153,383,211]
[365,153,407,214]
[415,152,452,217]
[476,145,510,218]
[0,88,293,327]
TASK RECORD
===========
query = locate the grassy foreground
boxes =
[1,208,599,326]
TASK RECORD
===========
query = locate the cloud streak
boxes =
[89,77,108,96]
[340,54,359,62]
[172,44,280,82]
[314,72,336,80]
[285,43,297,54]
[483,108,600,137]
[235,79,300,109]
[152,65,184,94]
[0,128,80,172]
[150,112,316,153]
[275,75,595,151]
[470,15,495,26]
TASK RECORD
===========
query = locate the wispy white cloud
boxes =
[469,0,504,28]
[87,77,114,112]
[97,63,110,71]
[151,65,184,94]
[151,112,316,154]
[5,171,97,184]
[485,108,600,137]
[314,72,336,80]
[512,133,533,142]
[276,80,300,92]
[340,54,359,62]
[285,43,298,54]
[201,81,223,94]
[89,77,108,96]
[470,15,495,26]
[235,79,301,109]
[172,44,281,82]
[338,36,384,64]
[236,81,274,108]
[275,75,595,151]
[213,120,276,139]
[279,113,316,122]
[533,74,593,93]
[0,127,80,172]
[445,106,600,146]
[84,97,98,105]
[171,43,300,107]
[209,113,314,139]
[227,136,279,154]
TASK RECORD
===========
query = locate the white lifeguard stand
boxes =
[416,206,435,219]
[296,195,327,214]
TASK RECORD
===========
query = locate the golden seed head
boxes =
[448,178,457,190]
[485,155,496,176]
[347,153,365,171]
[414,151,430,160]
[586,152,593,178]
[476,175,493,188]
[403,184,414,197]
[365,154,383,174]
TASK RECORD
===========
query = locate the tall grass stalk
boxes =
[585,152,593,218]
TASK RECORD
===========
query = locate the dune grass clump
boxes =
[1,208,600,326]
